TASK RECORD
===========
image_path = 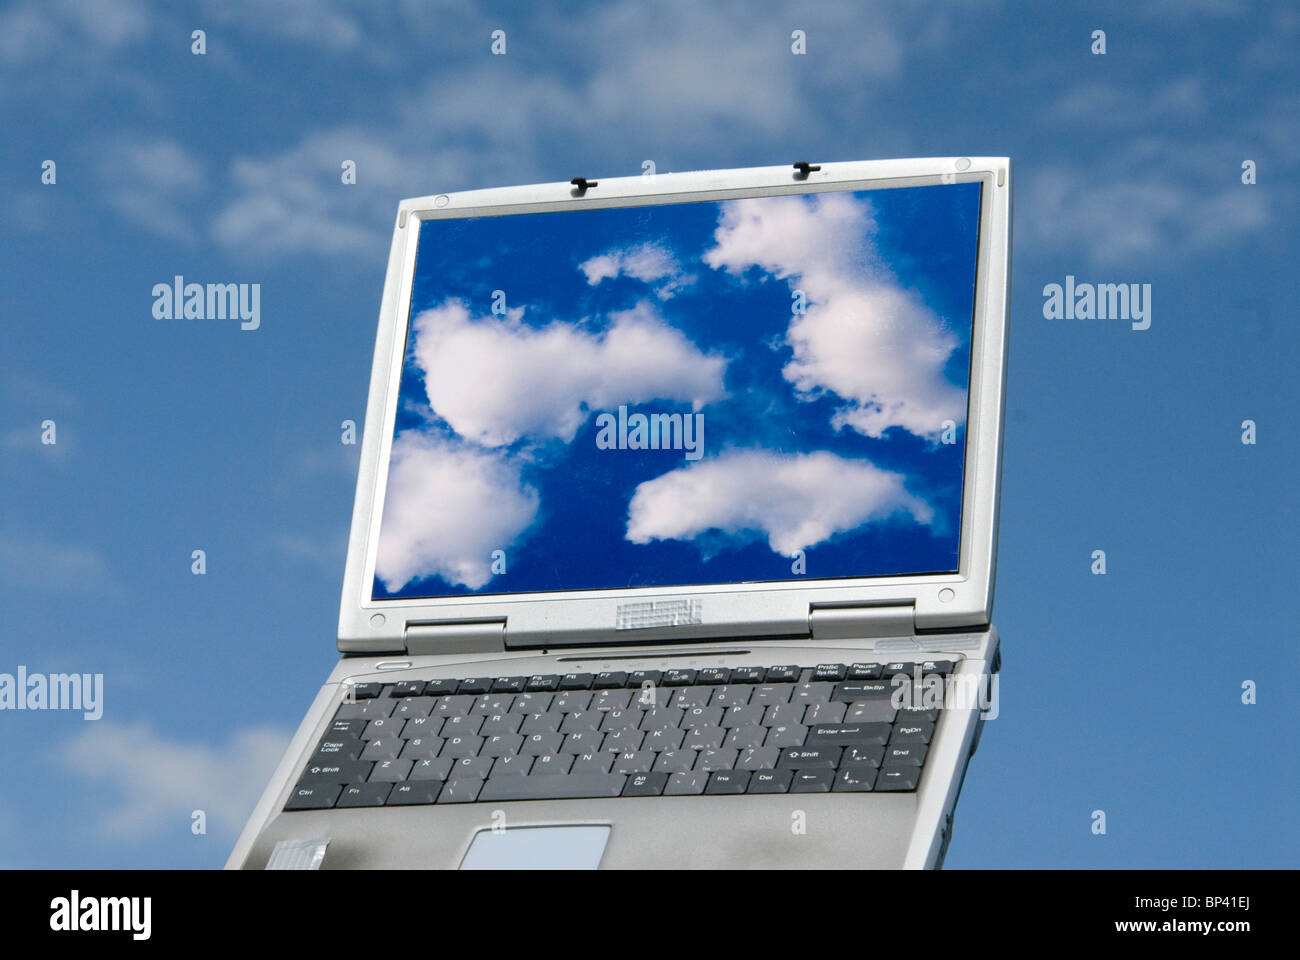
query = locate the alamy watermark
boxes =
[152,275,260,330]
[0,666,103,719]
[1042,275,1151,330]
[595,405,704,460]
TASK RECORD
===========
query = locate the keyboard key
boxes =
[921,660,955,676]
[843,744,885,767]
[492,676,527,693]
[490,754,533,776]
[662,669,697,686]
[336,699,395,720]
[438,778,483,803]
[337,783,392,807]
[285,783,341,810]
[730,667,766,683]
[359,737,404,761]
[764,665,800,682]
[441,735,484,758]
[653,750,695,773]
[325,718,368,739]
[891,721,935,745]
[812,663,847,682]
[391,681,426,698]
[627,670,662,687]
[847,662,883,680]
[882,743,927,766]
[874,765,920,791]
[790,769,834,792]
[387,782,442,805]
[765,723,808,748]
[594,671,628,689]
[300,759,371,784]
[832,682,893,702]
[747,770,793,793]
[705,770,750,794]
[612,750,655,774]
[664,771,708,795]
[737,746,780,771]
[369,759,413,782]
[346,682,384,700]
[456,678,493,695]
[697,748,738,772]
[450,756,495,780]
[424,678,459,696]
[622,772,668,796]
[559,673,594,690]
[311,738,363,761]
[571,752,615,774]
[778,746,841,769]
[752,685,793,705]
[526,675,561,692]
[844,701,898,724]
[698,668,731,684]
[531,753,573,775]
[479,774,627,802]
[410,757,453,780]
[804,723,892,746]
[832,765,876,792]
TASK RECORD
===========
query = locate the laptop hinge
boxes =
[809,602,916,641]
[404,620,506,656]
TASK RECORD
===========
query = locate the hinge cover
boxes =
[404,620,506,655]
[809,603,916,641]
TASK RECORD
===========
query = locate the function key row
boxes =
[345,661,957,701]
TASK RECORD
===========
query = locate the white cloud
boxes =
[100,138,206,240]
[411,298,727,447]
[0,536,118,596]
[704,192,967,440]
[1022,165,1270,265]
[375,431,539,591]
[62,721,290,840]
[580,241,693,299]
[0,0,148,66]
[627,449,933,557]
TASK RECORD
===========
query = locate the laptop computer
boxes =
[228,157,1010,870]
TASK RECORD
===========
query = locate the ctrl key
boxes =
[285,782,341,810]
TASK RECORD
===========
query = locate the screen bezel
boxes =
[338,159,1010,650]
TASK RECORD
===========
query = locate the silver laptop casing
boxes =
[228,157,1011,869]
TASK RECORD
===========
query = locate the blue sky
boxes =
[375,182,979,598]
[0,0,1296,868]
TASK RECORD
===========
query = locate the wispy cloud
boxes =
[410,298,727,447]
[580,241,694,299]
[62,721,290,841]
[626,449,933,557]
[0,536,119,597]
[705,192,967,440]
[375,431,539,591]
[99,137,206,240]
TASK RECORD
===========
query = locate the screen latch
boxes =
[809,603,916,641]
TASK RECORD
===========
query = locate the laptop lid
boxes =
[338,158,1011,655]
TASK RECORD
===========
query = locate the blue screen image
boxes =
[374,180,982,599]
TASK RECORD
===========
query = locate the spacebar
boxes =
[479,774,627,802]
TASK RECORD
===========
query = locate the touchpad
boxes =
[459,825,611,870]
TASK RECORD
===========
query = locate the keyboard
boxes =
[284,661,954,810]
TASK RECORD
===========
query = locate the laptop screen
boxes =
[373,179,982,600]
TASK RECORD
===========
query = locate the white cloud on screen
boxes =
[626,449,933,557]
[579,241,693,298]
[410,298,727,447]
[375,431,539,591]
[703,192,967,440]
